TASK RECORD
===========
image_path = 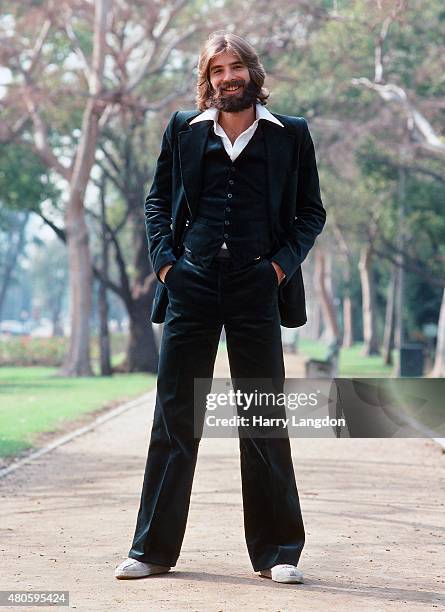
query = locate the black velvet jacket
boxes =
[145,109,326,327]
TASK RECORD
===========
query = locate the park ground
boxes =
[0,346,444,611]
[0,338,395,464]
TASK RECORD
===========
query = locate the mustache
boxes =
[219,80,245,91]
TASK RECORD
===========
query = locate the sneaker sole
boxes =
[115,567,171,580]
[259,570,304,584]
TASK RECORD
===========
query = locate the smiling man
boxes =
[115,31,326,584]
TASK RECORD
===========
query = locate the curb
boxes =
[0,391,156,480]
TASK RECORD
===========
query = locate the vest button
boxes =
[223,233,229,238]
[227,193,233,198]
[228,179,234,185]
[225,206,231,212]
[224,220,230,225]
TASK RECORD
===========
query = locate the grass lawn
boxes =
[219,337,395,377]
[1,343,439,461]
[0,367,156,459]
[298,338,395,377]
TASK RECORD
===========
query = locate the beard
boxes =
[207,79,260,112]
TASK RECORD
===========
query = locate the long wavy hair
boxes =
[196,31,270,111]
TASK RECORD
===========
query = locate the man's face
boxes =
[207,49,259,112]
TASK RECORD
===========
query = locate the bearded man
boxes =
[115,31,326,584]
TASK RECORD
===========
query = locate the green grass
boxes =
[0,367,156,459]
[282,340,443,431]
[219,338,395,377]
[0,341,434,461]
[298,339,395,377]
[218,339,442,433]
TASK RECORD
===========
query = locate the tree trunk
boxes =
[99,176,111,376]
[330,222,354,347]
[341,257,354,348]
[359,244,380,355]
[431,289,445,377]
[98,279,111,375]
[382,263,397,365]
[342,295,353,348]
[314,248,340,343]
[61,206,93,376]
[126,294,159,373]
[59,0,108,376]
[301,259,320,340]
[58,101,102,377]
[0,213,28,323]
[124,203,159,373]
[51,291,64,337]
[393,157,407,375]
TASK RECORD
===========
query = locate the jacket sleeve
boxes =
[271,118,326,286]
[144,111,179,282]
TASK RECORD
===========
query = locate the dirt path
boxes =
[1,350,444,611]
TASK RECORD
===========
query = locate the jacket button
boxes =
[228,179,234,185]
[225,206,231,212]
[223,233,229,238]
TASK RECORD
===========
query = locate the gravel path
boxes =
[1,349,444,611]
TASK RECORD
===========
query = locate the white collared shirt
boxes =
[189,101,284,162]
[189,102,284,248]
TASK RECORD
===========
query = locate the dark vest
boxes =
[182,121,273,267]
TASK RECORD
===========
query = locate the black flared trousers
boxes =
[128,252,305,571]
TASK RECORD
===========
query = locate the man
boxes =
[115,31,326,584]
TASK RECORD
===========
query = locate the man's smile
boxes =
[221,83,243,93]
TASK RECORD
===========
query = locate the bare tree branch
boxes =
[372,243,445,287]
[86,206,133,308]
[63,12,93,85]
[22,86,72,181]
[374,15,392,83]
[125,2,196,94]
[351,78,445,155]
[0,115,28,143]
[28,18,52,75]
[36,212,66,242]
[95,158,125,194]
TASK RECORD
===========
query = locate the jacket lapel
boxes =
[178,112,295,221]
[262,119,295,221]
[178,119,210,219]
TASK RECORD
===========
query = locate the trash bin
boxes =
[400,343,424,376]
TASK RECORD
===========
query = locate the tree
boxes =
[0,141,58,323]
[0,210,29,323]
[0,0,109,374]
[0,0,204,375]
[31,239,68,336]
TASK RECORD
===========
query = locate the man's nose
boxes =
[222,69,235,82]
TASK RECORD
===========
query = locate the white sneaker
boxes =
[115,558,171,580]
[259,564,304,583]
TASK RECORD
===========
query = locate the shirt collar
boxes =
[189,101,284,128]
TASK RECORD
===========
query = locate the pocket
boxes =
[163,264,175,285]
[264,259,280,288]
[164,255,184,286]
